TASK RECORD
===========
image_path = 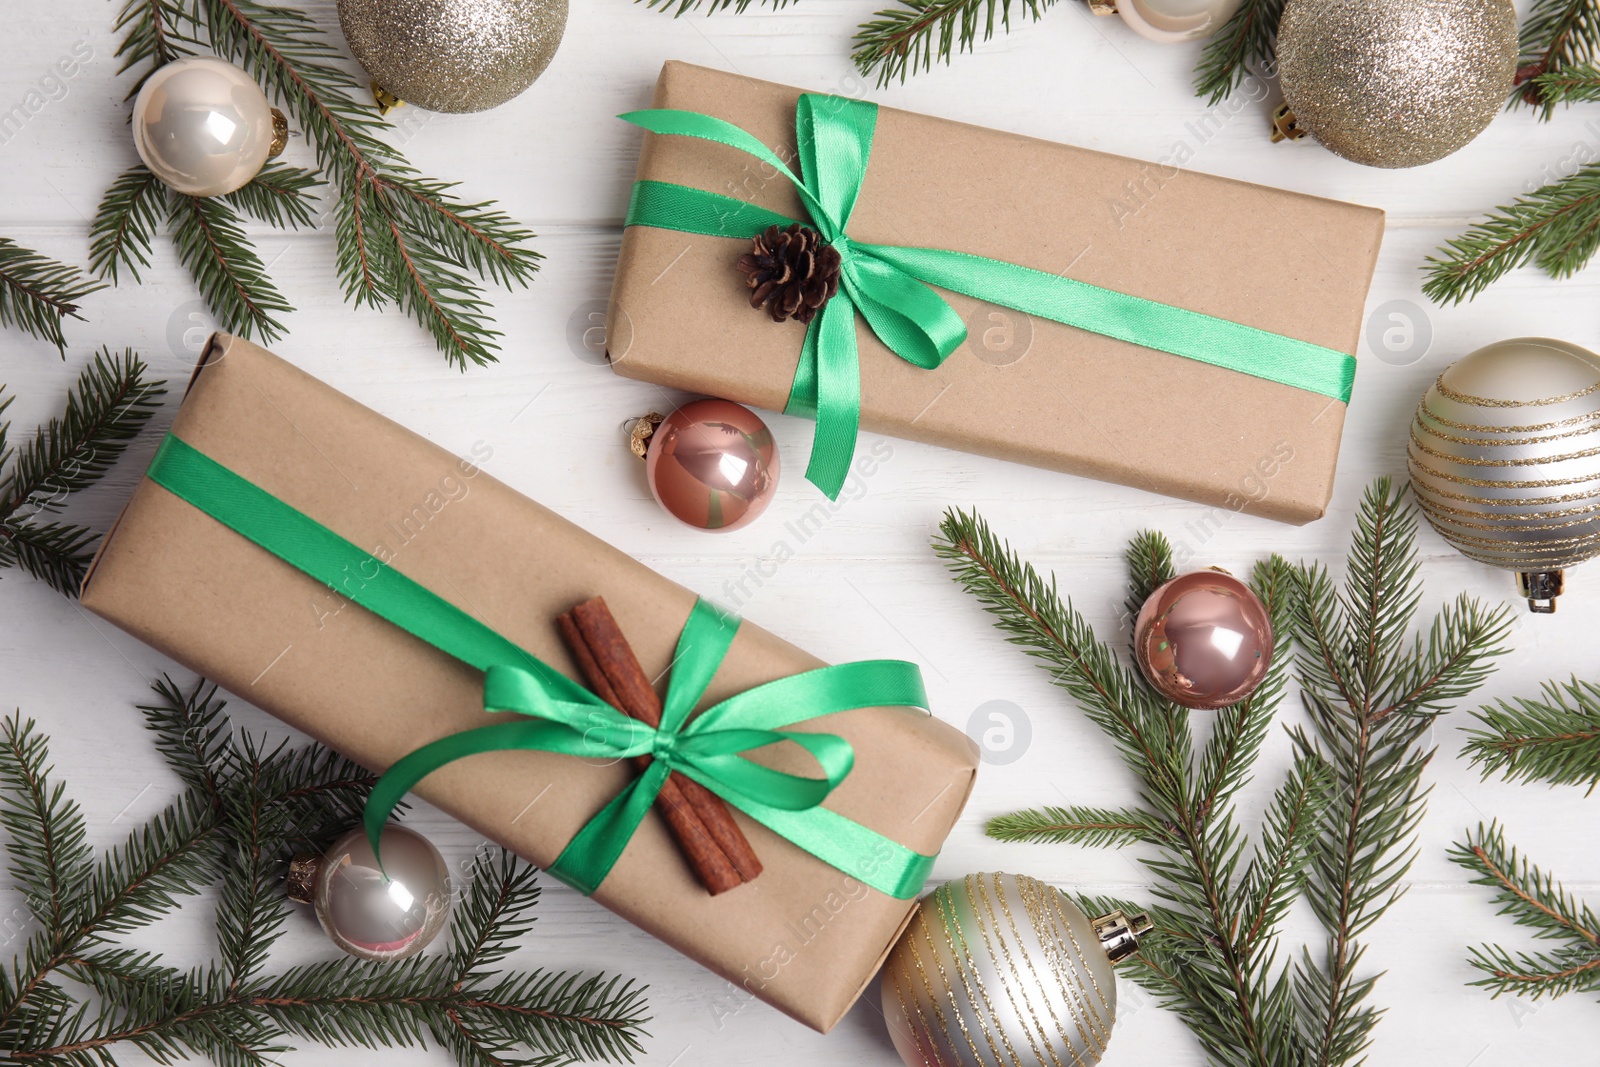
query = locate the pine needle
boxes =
[1464,677,1600,792]
[1512,0,1600,114]
[852,0,1061,86]
[101,0,542,368]
[938,477,1512,1066]
[0,678,651,1065]
[0,349,166,596]
[1451,823,1600,1001]
[0,239,105,356]
[1192,0,1284,105]
[1424,163,1600,304]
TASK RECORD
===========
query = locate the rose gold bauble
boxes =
[1133,571,1272,709]
[645,399,779,532]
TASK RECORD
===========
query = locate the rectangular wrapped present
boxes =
[608,61,1386,524]
[80,333,979,1032]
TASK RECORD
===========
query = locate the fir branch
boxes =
[90,166,171,286]
[1533,61,1600,104]
[102,0,542,366]
[1424,163,1600,304]
[943,478,1511,1067]
[1512,0,1600,114]
[221,163,320,229]
[1451,823,1600,1001]
[986,804,1167,847]
[0,239,104,356]
[1193,0,1284,105]
[851,0,1061,87]
[112,0,199,92]
[0,520,100,597]
[0,348,164,594]
[168,192,293,342]
[1464,677,1600,792]
[1288,479,1511,1067]
[2,349,165,519]
[0,681,649,1067]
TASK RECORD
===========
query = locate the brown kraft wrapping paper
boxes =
[80,334,979,1033]
[608,61,1386,524]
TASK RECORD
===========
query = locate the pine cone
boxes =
[736,224,842,324]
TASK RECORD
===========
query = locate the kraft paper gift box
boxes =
[80,334,979,1033]
[608,61,1386,524]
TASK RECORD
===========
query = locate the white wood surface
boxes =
[4,2,1599,1064]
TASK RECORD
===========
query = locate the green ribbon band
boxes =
[144,433,938,899]
[620,95,1358,501]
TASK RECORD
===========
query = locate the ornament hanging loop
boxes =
[1518,570,1564,614]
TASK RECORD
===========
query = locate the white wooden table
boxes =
[4,2,1597,1064]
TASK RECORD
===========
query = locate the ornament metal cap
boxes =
[267,108,289,160]
[626,412,665,460]
[1091,908,1154,964]
[371,81,405,117]
[286,852,320,905]
[1517,570,1564,614]
[1270,103,1306,143]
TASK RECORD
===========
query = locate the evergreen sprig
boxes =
[936,477,1512,1066]
[1450,823,1600,1001]
[1423,163,1600,304]
[0,677,650,1066]
[1512,0,1600,113]
[639,0,1272,100]
[1192,0,1282,104]
[0,349,165,596]
[1463,677,1600,792]
[99,0,541,367]
[0,239,105,356]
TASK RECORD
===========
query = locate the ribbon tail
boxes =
[549,760,672,895]
[735,799,936,900]
[788,296,861,500]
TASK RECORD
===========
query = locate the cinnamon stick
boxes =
[557,598,761,893]
[569,599,764,884]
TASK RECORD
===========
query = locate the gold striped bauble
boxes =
[1408,337,1600,613]
[879,872,1149,1067]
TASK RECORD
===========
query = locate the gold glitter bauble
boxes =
[879,872,1149,1067]
[337,0,567,114]
[1408,338,1600,613]
[1277,0,1515,168]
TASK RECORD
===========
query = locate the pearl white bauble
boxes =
[1115,0,1242,43]
[1408,337,1600,612]
[131,56,284,197]
[307,825,452,962]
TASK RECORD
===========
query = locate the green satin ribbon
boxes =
[620,94,1358,500]
[144,433,938,899]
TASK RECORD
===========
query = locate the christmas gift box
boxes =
[608,62,1386,523]
[80,334,978,1033]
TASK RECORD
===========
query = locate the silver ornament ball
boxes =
[1107,0,1242,44]
[132,56,287,197]
[337,0,567,114]
[1276,0,1516,168]
[880,872,1149,1067]
[1408,337,1600,613]
[290,825,452,962]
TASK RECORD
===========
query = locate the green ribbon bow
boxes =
[621,94,1357,501]
[145,433,938,899]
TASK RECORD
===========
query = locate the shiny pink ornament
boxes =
[646,399,779,532]
[1133,570,1273,709]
